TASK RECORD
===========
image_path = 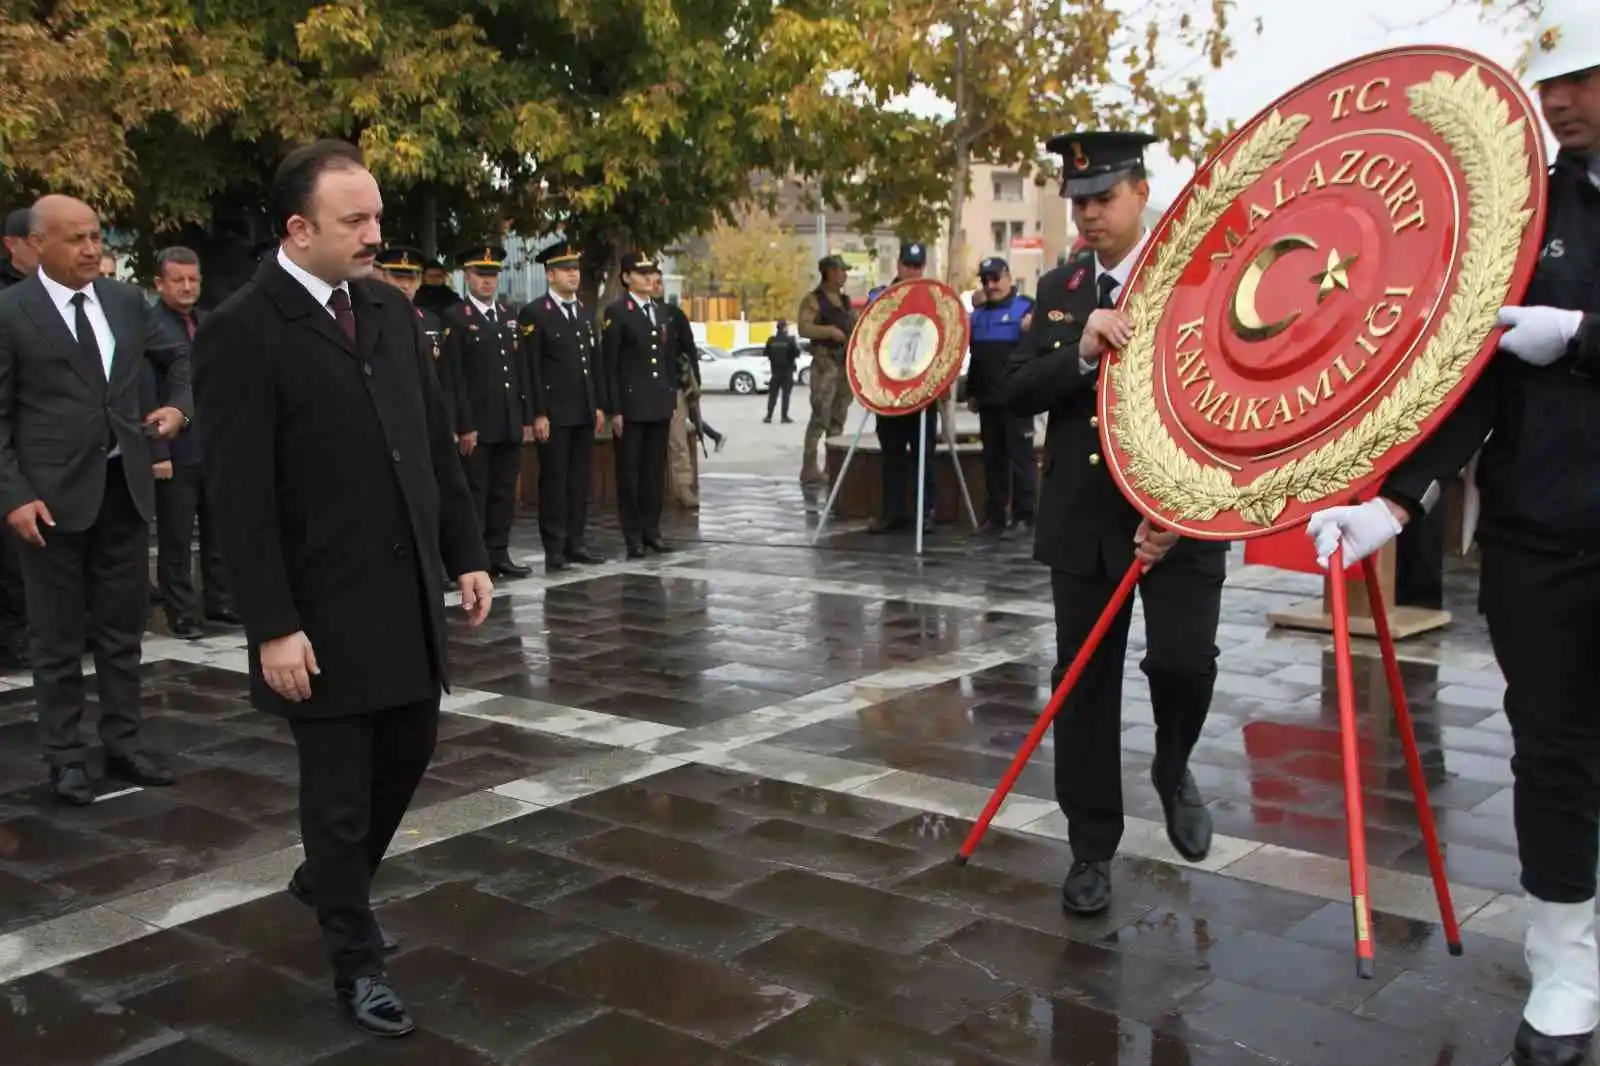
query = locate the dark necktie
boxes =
[181,313,196,341]
[70,293,104,376]
[327,288,356,344]
[643,301,656,327]
[562,302,575,324]
[1097,273,1119,310]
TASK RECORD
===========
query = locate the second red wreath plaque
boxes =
[1099,46,1548,540]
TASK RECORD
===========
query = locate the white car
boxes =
[697,345,772,395]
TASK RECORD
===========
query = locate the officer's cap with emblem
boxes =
[978,257,1009,279]
[1045,131,1158,198]
[898,242,927,267]
[536,240,583,268]
[457,244,508,274]
[619,250,661,275]
[374,246,425,276]
[1526,0,1600,85]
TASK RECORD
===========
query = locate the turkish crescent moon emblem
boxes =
[1227,234,1318,343]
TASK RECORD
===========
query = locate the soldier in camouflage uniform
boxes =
[795,255,856,484]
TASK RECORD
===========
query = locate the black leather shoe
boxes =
[1061,860,1112,915]
[337,975,414,1038]
[288,867,399,952]
[867,518,909,535]
[643,537,674,554]
[490,557,533,579]
[171,617,204,641]
[51,764,95,806]
[1153,768,1213,862]
[105,751,175,787]
[626,544,647,560]
[205,607,242,626]
[566,549,605,565]
[546,558,569,573]
[1513,1020,1594,1066]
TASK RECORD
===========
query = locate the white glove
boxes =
[1305,499,1404,571]
[1497,306,1583,367]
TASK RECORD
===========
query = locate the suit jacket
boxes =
[440,298,531,443]
[0,274,192,531]
[1001,251,1225,577]
[195,257,488,719]
[151,301,206,465]
[519,294,601,427]
[601,295,679,423]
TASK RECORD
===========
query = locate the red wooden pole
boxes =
[956,558,1144,863]
[1360,558,1464,955]
[1328,545,1378,978]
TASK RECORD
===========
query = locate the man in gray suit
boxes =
[0,195,191,805]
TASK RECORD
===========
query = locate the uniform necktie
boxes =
[485,304,498,325]
[327,288,356,344]
[182,313,196,340]
[1097,273,1119,310]
[643,301,656,327]
[70,293,105,377]
[563,302,575,324]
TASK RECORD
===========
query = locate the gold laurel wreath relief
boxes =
[850,285,967,412]
[1108,68,1533,527]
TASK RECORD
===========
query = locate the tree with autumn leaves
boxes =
[0,0,1249,294]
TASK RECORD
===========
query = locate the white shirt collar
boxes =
[1094,228,1151,292]
[469,294,498,317]
[276,248,348,311]
[37,270,96,312]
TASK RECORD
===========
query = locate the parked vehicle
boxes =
[697,344,772,395]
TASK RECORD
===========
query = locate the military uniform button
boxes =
[1088,453,1101,465]
[1089,416,1099,428]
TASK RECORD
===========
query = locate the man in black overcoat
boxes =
[195,140,493,1038]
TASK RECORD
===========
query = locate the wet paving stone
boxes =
[513,1010,763,1066]
[120,1041,254,1065]
[378,882,610,975]
[391,831,605,903]
[725,818,940,884]
[737,998,1010,1066]
[541,874,791,958]
[51,928,234,1003]
[567,781,759,839]
[564,824,777,893]
[535,937,809,1042]
[0,971,174,1066]
[308,1028,496,1066]
[731,868,978,953]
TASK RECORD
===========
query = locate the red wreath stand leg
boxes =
[957,545,1463,976]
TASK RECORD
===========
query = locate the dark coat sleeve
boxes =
[520,307,547,420]
[601,307,622,417]
[138,359,170,463]
[1381,359,1498,520]
[142,296,193,419]
[1000,302,1097,416]
[1571,313,1600,378]
[194,309,302,644]
[0,306,34,515]
[440,312,475,434]
[514,311,535,425]
[413,311,488,577]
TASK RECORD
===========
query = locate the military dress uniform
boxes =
[1001,131,1224,914]
[520,242,603,569]
[440,245,531,574]
[603,252,679,557]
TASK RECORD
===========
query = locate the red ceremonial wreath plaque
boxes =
[1098,46,1547,540]
[846,279,970,417]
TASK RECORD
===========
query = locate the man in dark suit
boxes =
[866,243,941,534]
[150,246,237,639]
[195,140,493,1037]
[0,195,191,804]
[0,208,34,672]
[519,241,606,572]
[441,244,533,579]
[603,251,679,558]
[1001,132,1225,917]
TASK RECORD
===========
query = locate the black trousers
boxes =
[615,418,669,547]
[20,461,149,766]
[462,440,522,556]
[977,406,1036,525]
[0,534,26,655]
[290,698,439,981]
[1050,551,1224,861]
[537,423,594,560]
[155,463,233,623]
[766,368,794,420]
[1481,541,1600,903]
[1394,498,1446,609]
[877,409,938,523]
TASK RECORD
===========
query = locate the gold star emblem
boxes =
[1311,249,1357,303]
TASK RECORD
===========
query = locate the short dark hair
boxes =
[155,246,200,275]
[270,139,366,237]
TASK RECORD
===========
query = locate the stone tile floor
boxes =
[0,476,1536,1064]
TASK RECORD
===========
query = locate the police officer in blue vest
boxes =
[967,257,1036,534]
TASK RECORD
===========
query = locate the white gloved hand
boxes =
[1497,306,1584,367]
[1305,499,1404,571]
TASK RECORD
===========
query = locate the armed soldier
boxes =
[796,255,856,485]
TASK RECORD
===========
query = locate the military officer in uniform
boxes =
[375,247,448,392]
[602,252,678,558]
[441,244,533,578]
[867,242,939,534]
[1001,131,1224,916]
[519,241,606,572]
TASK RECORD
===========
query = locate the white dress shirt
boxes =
[469,294,498,321]
[1080,228,1152,373]
[276,248,348,316]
